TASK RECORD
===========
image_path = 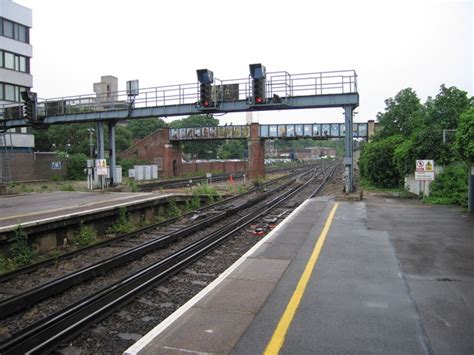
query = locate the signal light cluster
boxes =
[253,78,266,105]
[21,91,38,122]
[199,83,213,108]
[250,63,266,105]
[197,69,215,109]
[196,63,269,110]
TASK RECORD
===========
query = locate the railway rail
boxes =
[0,163,340,354]
[0,165,308,285]
[0,169,309,314]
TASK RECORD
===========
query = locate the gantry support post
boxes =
[108,121,117,186]
[344,105,355,193]
[248,123,265,180]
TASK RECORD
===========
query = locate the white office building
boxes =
[0,0,34,151]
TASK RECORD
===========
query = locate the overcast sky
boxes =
[15,0,474,125]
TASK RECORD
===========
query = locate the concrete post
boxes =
[248,123,265,179]
[108,121,117,186]
[344,105,354,193]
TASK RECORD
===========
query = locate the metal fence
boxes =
[0,69,357,120]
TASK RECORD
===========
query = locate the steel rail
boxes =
[0,166,308,284]
[0,164,338,354]
[0,166,334,355]
[0,170,313,318]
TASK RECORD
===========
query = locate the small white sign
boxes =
[415,160,435,181]
[96,159,108,176]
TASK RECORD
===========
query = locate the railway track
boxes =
[137,165,314,192]
[0,163,340,354]
[0,166,309,286]
[0,169,309,312]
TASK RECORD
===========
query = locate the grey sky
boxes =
[15,0,474,125]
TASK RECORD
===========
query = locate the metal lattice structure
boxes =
[0,68,359,192]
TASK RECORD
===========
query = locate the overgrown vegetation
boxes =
[66,153,88,180]
[127,178,139,192]
[166,199,182,218]
[193,184,219,204]
[107,207,134,234]
[424,163,469,207]
[359,84,473,207]
[185,194,201,211]
[75,222,97,246]
[9,225,36,268]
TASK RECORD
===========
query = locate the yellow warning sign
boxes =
[415,160,435,181]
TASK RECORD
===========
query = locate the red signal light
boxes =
[202,100,209,107]
[256,97,263,104]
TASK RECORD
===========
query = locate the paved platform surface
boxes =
[0,191,166,230]
[125,194,473,354]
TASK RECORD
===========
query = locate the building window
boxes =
[3,19,14,38]
[1,50,30,73]
[4,84,15,101]
[19,56,26,72]
[4,52,14,69]
[1,18,29,43]
[0,82,28,102]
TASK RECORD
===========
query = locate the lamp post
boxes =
[87,128,95,159]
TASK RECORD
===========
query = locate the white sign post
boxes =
[415,160,435,196]
[96,159,108,176]
[415,160,435,181]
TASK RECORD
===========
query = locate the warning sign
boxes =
[96,159,108,176]
[415,160,435,181]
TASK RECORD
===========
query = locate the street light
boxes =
[87,128,95,158]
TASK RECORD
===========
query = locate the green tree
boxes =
[169,115,222,159]
[424,85,473,130]
[113,125,133,152]
[375,88,423,139]
[127,118,166,139]
[66,153,88,180]
[33,123,94,155]
[33,123,133,156]
[220,140,246,159]
[455,108,474,162]
[359,135,404,187]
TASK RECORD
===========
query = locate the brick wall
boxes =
[5,152,67,182]
[181,161,247,175]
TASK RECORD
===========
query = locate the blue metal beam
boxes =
[0,93,358,129]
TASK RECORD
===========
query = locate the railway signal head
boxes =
[21,91,38,121]
[196,69,215,108]
[200,83,212,107]
[249,63,266,104]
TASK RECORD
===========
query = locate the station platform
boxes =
[0,191,167,231]
[125,194,474,354]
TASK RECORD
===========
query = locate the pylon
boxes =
[229,175,234,184]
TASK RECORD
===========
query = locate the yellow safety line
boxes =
[264,202,339,355]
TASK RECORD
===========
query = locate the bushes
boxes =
[359,135,404,187]
[425,163,468,207]
[66,153,88,180]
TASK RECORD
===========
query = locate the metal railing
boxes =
[0,69,357,120]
